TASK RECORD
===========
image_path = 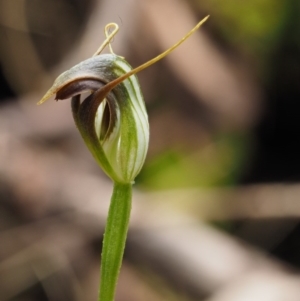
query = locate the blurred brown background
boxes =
[1,0,300,300]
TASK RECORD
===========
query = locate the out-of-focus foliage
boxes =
[137,133,250,189]
[194,0,289,59]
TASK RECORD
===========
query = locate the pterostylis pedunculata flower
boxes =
[38,16,209,301]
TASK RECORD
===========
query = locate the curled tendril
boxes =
[93,23,119,56]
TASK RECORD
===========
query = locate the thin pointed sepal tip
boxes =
[37,98,46,105]
[198,15,210,26]
[37,91,55,105]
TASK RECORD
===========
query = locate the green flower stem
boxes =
[99,182,132,301]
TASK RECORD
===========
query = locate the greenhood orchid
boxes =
[38,18,209,301]
[39,53,149,183]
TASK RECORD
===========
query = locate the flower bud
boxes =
[39,54,149,183]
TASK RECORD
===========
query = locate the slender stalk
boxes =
[99,182,132,301]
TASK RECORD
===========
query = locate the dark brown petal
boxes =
[55,79,104,100]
